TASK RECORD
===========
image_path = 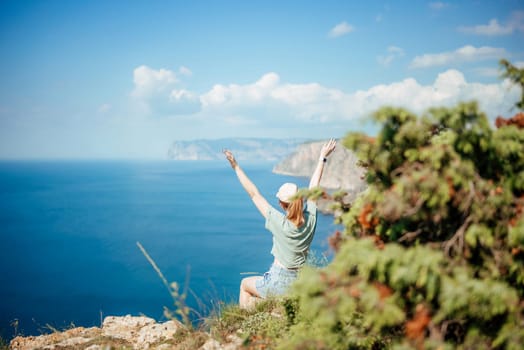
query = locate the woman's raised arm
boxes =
[309,138,337,189]
[224,149,270,219]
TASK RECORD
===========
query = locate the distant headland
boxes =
[168,138,368,212]
[167,138,305,161]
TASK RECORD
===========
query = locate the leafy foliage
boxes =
[279,61,524,349]
[500,59,524,110]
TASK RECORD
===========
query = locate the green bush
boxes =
[279,60,524,349]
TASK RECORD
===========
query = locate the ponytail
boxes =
[286,198,305,227]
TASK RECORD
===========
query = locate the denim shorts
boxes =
[255,263,299,298]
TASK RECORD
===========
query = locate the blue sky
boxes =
[0,0,523,159]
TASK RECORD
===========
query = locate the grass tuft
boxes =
[205,297,297,349]
[0,336,8,350]
[137,241,194,328]
[136,241,309,348]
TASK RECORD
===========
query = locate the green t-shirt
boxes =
[265,200,318,269]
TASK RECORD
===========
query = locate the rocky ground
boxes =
[9,315,241,350]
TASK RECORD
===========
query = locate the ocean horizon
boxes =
[0,160,337,340]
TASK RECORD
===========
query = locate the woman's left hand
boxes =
[320,138,337,159]
[223,149,238,169]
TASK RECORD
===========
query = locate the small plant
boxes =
[205,297,294,349]
[0,336,9,350]
[137,241,194,328]
[170,328,208,350]
[240,311,287,349]
[11,319,19,338]
[207,302,250,341]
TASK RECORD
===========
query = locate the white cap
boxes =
[276,182,298,203]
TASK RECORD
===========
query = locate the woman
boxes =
[223,139,337,309]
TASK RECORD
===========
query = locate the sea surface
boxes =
[0,160,337,340]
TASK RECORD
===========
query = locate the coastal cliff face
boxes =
[167,138,368,198]
[273,140,367,192]
[273,140,368,213]
[167,138,303,161]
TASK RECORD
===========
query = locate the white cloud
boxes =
[197,69,519,126]
[410,45,507,69]
[459,19,513,36]
[342,70,518,121]
[201,72,280,108]
[170,89,195,101]
[131,65,201,115]
[377,46,405,67]
[458,11,524,36]
[179,66,193,76]
[130,67,520,134]
[200,73,344,123]
[328,21,354,38]
[132,65,178,99]
[429,2,449,10]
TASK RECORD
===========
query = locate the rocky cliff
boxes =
[273,140,367,195]
[167,138,304,161]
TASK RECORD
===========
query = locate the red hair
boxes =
[281,198,305,227]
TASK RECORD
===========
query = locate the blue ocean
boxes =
[0,161,336,340]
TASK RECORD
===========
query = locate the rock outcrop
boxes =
[10,315,210,350]
[273,140,368,212]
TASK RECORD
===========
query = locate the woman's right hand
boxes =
[320,138,337,159]
[223,149,238,169]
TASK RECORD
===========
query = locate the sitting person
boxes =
[223,139,336,308]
